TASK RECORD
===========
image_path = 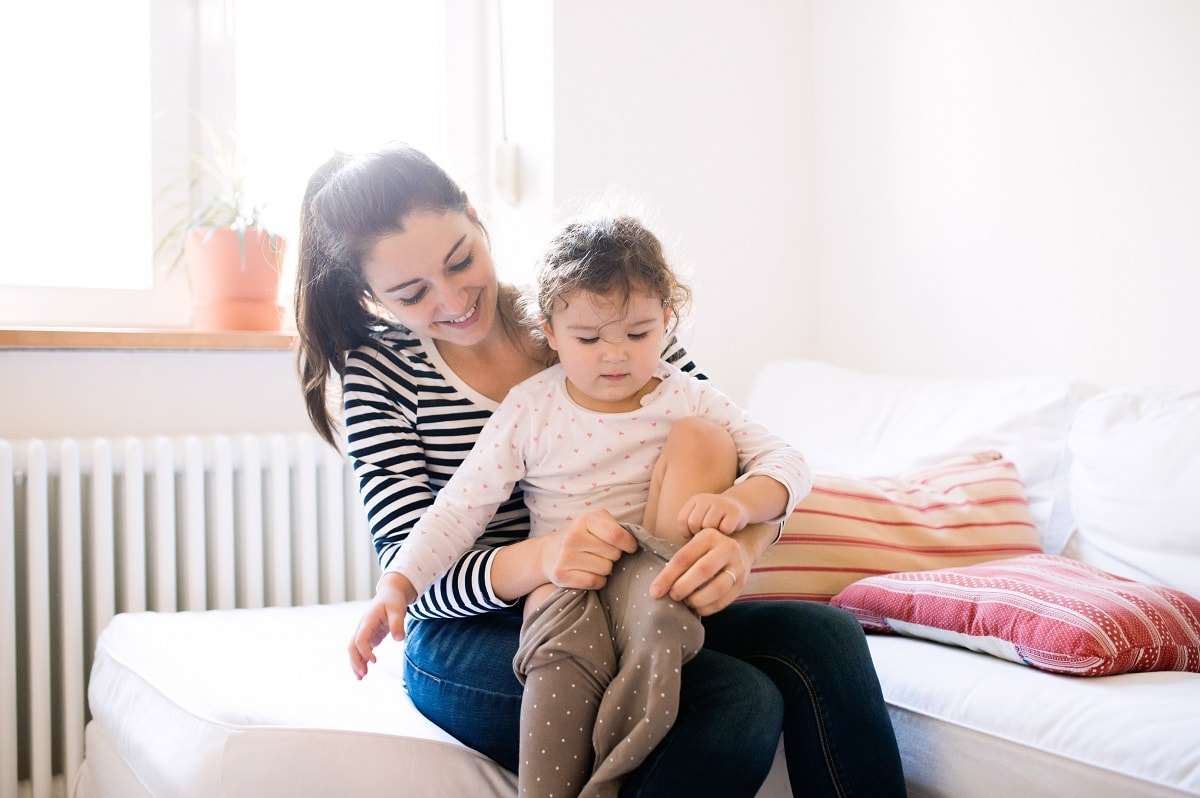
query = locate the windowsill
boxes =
[0,326,297,351]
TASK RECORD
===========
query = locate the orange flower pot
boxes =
[184,227,285,331]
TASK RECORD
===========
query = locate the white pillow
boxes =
[1067,385,1200,599]
[746,359,1098,553]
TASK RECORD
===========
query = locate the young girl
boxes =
[300,142,906,797]
[350,215,811,796]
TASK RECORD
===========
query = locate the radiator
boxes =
[0,432,377,798]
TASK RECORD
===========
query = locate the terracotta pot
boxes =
[184,227,285,331]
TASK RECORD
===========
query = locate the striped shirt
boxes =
[342,326,702,620]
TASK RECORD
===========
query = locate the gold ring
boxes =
[722,568,737,587]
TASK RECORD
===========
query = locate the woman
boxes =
[295,143,905,797]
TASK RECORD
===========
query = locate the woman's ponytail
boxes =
[295,152,375,448]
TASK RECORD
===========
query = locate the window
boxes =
[1,2,154,291]
[0,0,488,329]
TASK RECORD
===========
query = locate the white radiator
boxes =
[0,432,377,798]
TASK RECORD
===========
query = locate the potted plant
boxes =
[156,117,286,331]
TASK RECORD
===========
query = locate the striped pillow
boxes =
[830,554,1200,676]
[742,452,1041,604]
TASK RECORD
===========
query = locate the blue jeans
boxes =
[404,600,906,797]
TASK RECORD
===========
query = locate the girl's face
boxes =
[361,210,499,347]
[543,288,671,413]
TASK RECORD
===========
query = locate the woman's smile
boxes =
[438,297,481,329]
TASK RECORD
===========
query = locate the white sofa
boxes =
[74,359,1200,797]
[746,359,1200,797]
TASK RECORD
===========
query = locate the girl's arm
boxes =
[346,344,639,616]
[677,474,792,535]
[343,345,523,619]
[694,379,812,519]
[380,402,527,599]
[645,372,810,614]
[488,509,639,600]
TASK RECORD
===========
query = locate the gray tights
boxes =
[513,525,704,798]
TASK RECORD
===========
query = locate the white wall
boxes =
[491,0,816,403]
[8,1,1200,443]
[810,0,1200,388]
[498,0,1200,395]
[0,349,311,440]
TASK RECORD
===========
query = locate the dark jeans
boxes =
[404,600,906,797]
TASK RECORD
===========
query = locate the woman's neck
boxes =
[435,320,547,404]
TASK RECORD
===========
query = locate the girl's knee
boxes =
[664,416,736,460]
[645,418,738,535]
[654,417,737,488]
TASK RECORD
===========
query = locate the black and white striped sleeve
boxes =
[342,341,520,618]
[662,334,706,380]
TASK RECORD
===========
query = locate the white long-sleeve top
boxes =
[385,360,812,598]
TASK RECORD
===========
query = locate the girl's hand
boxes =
[677,492,751,537]
[540,509,639,590]
[649,527,757,616]
[348,571,416,680]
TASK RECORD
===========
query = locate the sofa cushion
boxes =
[1066,385,1200,600]
[745,358,1097,553]
[742,452,1042,603]
[830,554,1200,676]
[865,633,1200,797]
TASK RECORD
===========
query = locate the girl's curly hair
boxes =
[523,215,692,341]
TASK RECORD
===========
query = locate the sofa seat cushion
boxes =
[833,554,1200,676]
[83,604,519,798]
[80,602,793,798]
[866,634,1200,797]
[743,452,1042,603]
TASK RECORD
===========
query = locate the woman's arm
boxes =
[343,344,524,619]
[488,509,639,600]
[662,334,704,379]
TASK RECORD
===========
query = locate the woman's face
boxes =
[362,210,499,346]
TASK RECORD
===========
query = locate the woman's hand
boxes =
[649,524,773,616]
[540,509,640,590]
[348,571,417,680]
[490,509,640,602]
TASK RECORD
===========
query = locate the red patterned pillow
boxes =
[741,452,1042,604]
[830,554,1200,676]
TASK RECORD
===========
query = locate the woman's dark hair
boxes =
[294,144,474,446]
